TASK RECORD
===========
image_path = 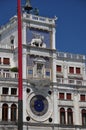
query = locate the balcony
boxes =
[58,99,73,107]
[57,52,86,62]
[56,78,86,86]
[0,71,18,79]
[0,95,18,102]
[23,13,56,26]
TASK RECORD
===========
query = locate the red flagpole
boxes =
[17,0,23,130]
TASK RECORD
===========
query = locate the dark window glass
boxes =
[80,95,85,101]
[76,67,80,74]
[66,93,71,100]
[11,104,17,121]
[60,108,65,124]
[69,67,74,73]
[2,88,9,95]
[82,109,86,125]
[11,88,17,95]
[67,108,73,125]
[59,93,64,99]
[56,65,61,72]
[3,58,10,65]
[2,104,8,121]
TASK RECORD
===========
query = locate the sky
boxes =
[0,0,86,55]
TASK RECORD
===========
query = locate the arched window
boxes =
[10,35,14,44]
[10,35,15,50]
[60,108,65,124]
[2,104,8,121]
[11,104,17,121]
[67,108,73,125]
[82,109,86,125]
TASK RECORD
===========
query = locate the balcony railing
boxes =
[24,13,55,26]
[0,72,18,79]
[57,78,86,86]
[57,52,86,61]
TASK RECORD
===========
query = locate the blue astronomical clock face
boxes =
[30,95,48,116]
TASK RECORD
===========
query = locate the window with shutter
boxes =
[66,93,71,100]
[69,67,74,74]
[76,67,80,74]
[80,95,85,101]
[56,65,62,72]
[59,93,64,99]
[3,58,10,65]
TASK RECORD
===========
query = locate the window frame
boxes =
[69,67,74,74]
[60,108,66,124]
[3,58,10,65]
[67,108,73,125]
[2,87,9,95]
[59,93,65,100]
[2,104,8,121]
[11,104,17,121]
[76,67,81,74]
[56,65,62,72]
[11,88,17,95]
[80,94,85,101]
[82,109,86,125]
[66,93,71,100]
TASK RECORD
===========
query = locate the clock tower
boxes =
[22,1,57,129]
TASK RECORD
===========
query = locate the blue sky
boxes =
[0,0,86,55]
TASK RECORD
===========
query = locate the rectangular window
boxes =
[11,88,17,95]
[2,88,9,94]
[69,67,74,74]
[3,58,10,65]
[76,67,80,74]
[66,93,71,100]
[59,93,64,99]
[80,95,85,101]
[56,65,62,72]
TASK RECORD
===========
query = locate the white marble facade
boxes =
[0,12,86,130]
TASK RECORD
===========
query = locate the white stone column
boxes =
[52,54,57,83]
[63,63,68,84]
[22,49,27,79]
[22,22,26,45]
[23,85,27,122]
[0,104,2,121]
[82,66,86,85]
[8,104,11,121]
[73,92,80,125]
[65,108,67,124]
[53,88,58,123]
[52,28,56,49]
[9,87,11,95]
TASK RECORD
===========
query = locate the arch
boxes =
[60,108,65,124]
[82,109,86,125]
[67,108,73,125]
[2,103,8,121]
[11,104,17,121]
